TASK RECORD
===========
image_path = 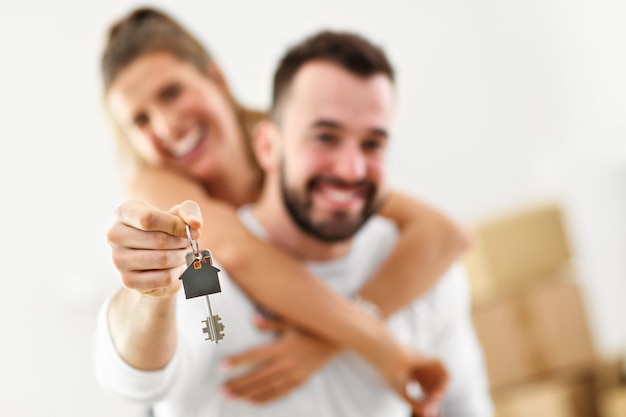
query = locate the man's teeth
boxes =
[171,128,202,158]
[326,189,354,203]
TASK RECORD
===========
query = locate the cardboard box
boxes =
[473,279,596,388]
[493,378,596,417]
[600,386,626,417]
[464,204,573,302]
[592,357,626,396]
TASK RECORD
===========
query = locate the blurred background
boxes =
[1,0,625,416]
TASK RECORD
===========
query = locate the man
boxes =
[94,31,492,417]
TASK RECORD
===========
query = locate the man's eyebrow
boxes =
[310,119,343,130]
[310,119,389,138]
[369,128,389,138]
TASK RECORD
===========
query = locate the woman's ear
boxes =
[252,120,279,172]
[206,62,230,93]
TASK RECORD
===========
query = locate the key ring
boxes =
[186,224,201,259]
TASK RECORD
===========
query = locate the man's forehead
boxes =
[285,61,395,129]
[290,60,392,95]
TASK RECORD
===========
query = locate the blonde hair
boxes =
[101,7,262,182]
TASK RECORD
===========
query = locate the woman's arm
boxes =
[120,166,449,412]
[358,191,472,317]
[128,167,397,365]
[218,191,470,405]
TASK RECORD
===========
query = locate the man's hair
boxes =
[271,30,395,121]
[101,7,212,92]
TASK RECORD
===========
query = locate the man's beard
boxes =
[279,161,381,242]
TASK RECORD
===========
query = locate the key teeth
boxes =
[201,316,225,343]
[201,318,213,342]
[213,316,225,341]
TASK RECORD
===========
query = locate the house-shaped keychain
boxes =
[181,226,225,343]
[180,249,222,299]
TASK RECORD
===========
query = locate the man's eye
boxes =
[317,133,338,144]
[363,139,384,151]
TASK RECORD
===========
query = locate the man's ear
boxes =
[252,120,280,172]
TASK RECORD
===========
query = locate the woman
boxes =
[101,7,469,410]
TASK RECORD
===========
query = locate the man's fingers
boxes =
[111,247,188,272]
[107,222,189,250]
[168,200,203,234]
[115,200,199,238]
[120,268,184,295]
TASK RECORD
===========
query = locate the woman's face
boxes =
[106,51,241,181]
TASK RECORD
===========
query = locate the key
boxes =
[201,300,225,343]
[183,250,225,343]
[183,250,222,297]
[179,226,225,344]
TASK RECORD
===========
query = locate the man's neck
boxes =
[253,181,352,262]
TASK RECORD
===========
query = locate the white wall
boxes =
[1,1,624,415]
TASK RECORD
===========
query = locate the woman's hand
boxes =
[107,199,202,297]
[384,351,449,417]
[221,313,339,404]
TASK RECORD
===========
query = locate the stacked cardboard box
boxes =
[492,376,596,417]
[472,278,596,387]
[464,204,573,304]
[463,203,601,416]
[600,387,626,417]
[595,358,626,417]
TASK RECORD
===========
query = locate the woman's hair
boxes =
[102,8,212,92]
[101,7,263,182]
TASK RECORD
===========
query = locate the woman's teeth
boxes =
[171,128,202,158]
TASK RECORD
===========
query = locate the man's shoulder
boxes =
[356,215,399,241]
[351,215,399,259]
[236,204,268,239]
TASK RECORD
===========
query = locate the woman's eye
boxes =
[160,84,181,102]
[134,113,149,128]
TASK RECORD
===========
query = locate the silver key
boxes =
[201,297,225,343]
[180,226,225,344]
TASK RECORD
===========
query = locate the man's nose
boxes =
[333,142,367,182]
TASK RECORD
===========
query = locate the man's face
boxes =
[106,52,241,182]
[274,61,394,242]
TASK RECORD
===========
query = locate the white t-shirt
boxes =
[94,206,493,417]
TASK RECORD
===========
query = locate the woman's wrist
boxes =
[353,295,383,319]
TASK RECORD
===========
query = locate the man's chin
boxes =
[307,221,364,242]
